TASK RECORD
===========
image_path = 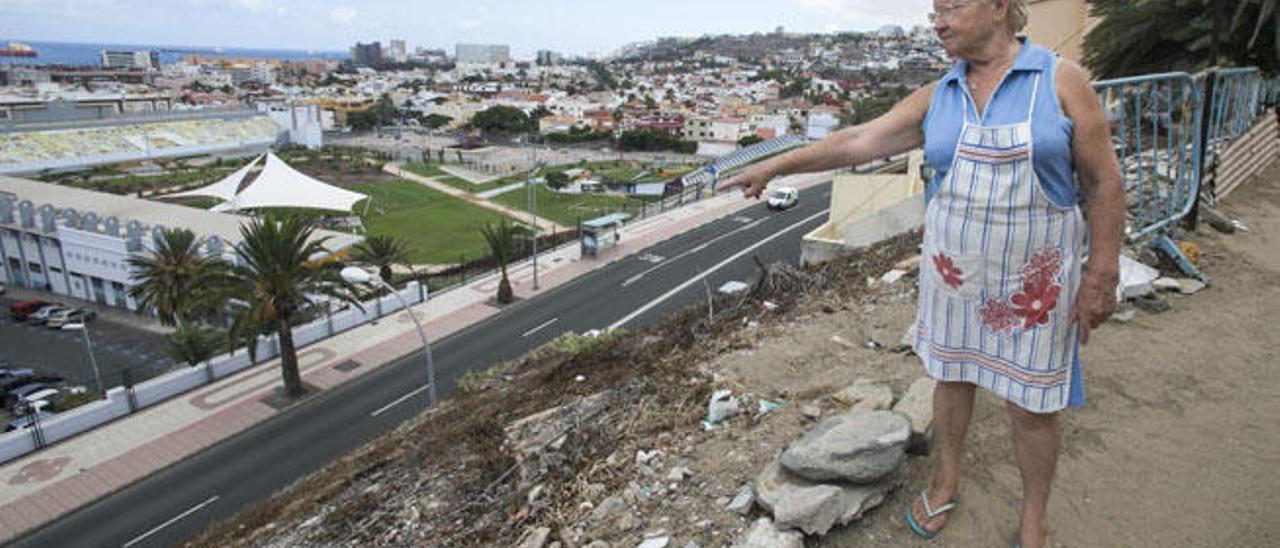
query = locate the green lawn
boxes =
[348,179,516,264]
[492,185,649,227]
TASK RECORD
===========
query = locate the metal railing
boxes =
[1202,67,1267,160]
[1093,72,1204,243]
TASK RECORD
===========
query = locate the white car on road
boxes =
[766,186,799,211]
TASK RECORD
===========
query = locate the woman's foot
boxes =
[905,485,959,538]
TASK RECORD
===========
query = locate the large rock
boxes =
[754,459,895,535]
[731,517,805,548]
[507,391,614,455]
[779,410,909,483]
[893,377,936,455]
[517,527,552,548]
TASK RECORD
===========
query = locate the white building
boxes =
[806,110,840,140]
[456,43,511,65]
[100,50,159,70]
[257,103,327,149]
[388,40,408,63]
[0,176,361,312]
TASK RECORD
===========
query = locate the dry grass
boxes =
[184,229,923,547]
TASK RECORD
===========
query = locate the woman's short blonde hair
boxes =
[1006,0,1029,34]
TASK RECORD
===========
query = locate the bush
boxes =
[616,130,697,154]
[551,329,624,355]
[52,390,98,412]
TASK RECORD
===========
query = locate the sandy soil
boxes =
[704,163,1280,547]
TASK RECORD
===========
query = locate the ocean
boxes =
[0,39,348,66]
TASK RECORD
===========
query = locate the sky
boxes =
[1,0,934,57]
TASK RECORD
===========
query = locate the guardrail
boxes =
[1093,73,1203,254]
[1203,67,1267,160]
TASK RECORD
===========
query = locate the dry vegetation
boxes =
[184,231,923,548]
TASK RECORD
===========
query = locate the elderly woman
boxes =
[720,0,1124,546]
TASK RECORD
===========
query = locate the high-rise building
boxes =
[100,49,160,70]
[388,39,408,63]
[536,50,563,66]
[350,42,383,67]
[455,43,510,65]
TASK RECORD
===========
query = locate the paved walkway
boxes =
[0,171,836,543]
[385,163,569,233]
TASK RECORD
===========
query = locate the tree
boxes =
[471,105,533,137]
[737,134,765,147]
[479,219,519,304]
[1083,0,1277,78]
[217,215,360,398]
[545,170,570,190]
[351,234,411,283]
[167,323,224,367]
[127,227,222,327]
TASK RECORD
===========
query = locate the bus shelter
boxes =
[580,213,630,259]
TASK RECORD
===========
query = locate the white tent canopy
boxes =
[213,152,368,213]
[167,154,263,201]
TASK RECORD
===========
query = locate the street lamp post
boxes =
[62,322,103,395]
[526,136,540,291]
[341,267,436,406]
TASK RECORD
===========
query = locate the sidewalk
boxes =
[0,171,835,543]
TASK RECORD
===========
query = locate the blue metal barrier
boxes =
[1092,72,1204,279]
[1204,67,1266,160]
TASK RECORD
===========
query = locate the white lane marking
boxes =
[609,208,829,330]
[123,495,219,548]
[521,317,559,338]
[621,217,767,287]
[370,384,431,417]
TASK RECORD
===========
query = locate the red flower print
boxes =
[1021,247,1062,289]
[979,298,1019,334]
[933,253,964,289]
[1011,277,1060,329]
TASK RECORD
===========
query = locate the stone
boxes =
[755,460,894,535]
[779,410,909,483]
[590,495,627,523]
[726,484,754,515]
[636,534,668,548]
[731,517,805,548]
[666,466,692,482]
[527,484,545,505]
[1133,292,1171,314]
[894,377,936,455]
[615,512,640,532]
[1175,278,1206,295]
[507,391,614,455]
[1153,277,1182,292]
[830,335,857,349]
[832,381,894,412]
[518,527,553,548]
[583,541,610,548]
[799,403,822,420]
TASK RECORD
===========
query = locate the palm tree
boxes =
[1084,0,1277,78]
[167,323,223,367]
[480,219,519,304]
[218,215,360,398]
[350,234,411,283]
[128,227,223,326]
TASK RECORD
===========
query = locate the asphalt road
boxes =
[7,181,834,548]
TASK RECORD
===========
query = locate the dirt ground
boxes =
[705,163,1280,547]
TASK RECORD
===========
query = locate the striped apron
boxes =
[914,74,1086,413]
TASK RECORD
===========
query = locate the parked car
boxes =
[0,368,35,383]
[26,305,69,325]
[9,299,53,321]
[14,388,61,415]
[4,383,52,407]
[2,374,58,393]
[766,186,799,211]
[0,281,6,295]
[46,308,96,329]
[5,411,54,432]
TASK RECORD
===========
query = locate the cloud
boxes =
[329,5,358,26]
[232,0,274,13]
[791,0,930,28]
[457,19,481,30]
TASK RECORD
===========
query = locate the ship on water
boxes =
[0,41,39,58]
